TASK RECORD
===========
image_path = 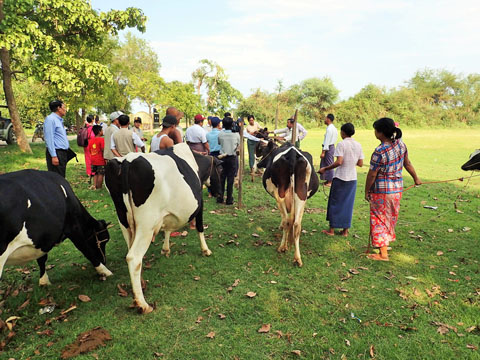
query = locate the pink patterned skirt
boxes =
[369,192,402,248]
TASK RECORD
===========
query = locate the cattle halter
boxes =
[89,228,109,264]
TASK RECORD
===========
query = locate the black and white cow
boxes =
[462,150,480,171]
[105,143,222,314]
[0,170,112,285]
[256,141,319,267]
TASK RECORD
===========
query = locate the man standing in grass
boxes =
[44,100,69,178]
[218,117,240,205]
[320,113,338,187]
[111,114,145,157]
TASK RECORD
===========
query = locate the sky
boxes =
[91,0,480,109]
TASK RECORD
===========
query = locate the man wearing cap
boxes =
[104,111,122,162]
[111,114,145,157]
[44,99,70,178]
[150,115,177,152]
[206,116,222,157]
[185,114,210,155]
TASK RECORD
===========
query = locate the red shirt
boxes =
[88,137,105,165]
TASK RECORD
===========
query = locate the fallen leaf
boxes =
[447,229,454,233]
[345,339,351,346]
[467,344,478,351]
[258,324,270,333]
[78,295,91,302]
[369,345,375,358]
[462,227,471,232]
[195,316,203,324]
[206,331,215,339]
[181,231,188,237]
[117,284,128,297]
[232,279,240,287]
[251,233,260,237]
[246,292,257,298]
[5,316,20,331]
[436,251,444,256]
[218,313,226,319]
[60,327,111,359]
[60,305,77,315]
[291,350,301,356]
[193,276,200,281]
[348,269,360,275]
[17,299,30,311]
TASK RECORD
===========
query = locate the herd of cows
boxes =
[0,142,479,314]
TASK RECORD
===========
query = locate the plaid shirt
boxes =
[369,139,407,194]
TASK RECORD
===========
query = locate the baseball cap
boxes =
[161,115,177,128]
[194,114,205,121]
[210,116,221,128]
[109,111,124,121]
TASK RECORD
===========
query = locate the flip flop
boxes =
[367,254,389,261]
[321,230,335,236]
[170,231,182,237]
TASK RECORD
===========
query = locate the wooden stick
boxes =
[291,109,298,146]
[238,118,244,208]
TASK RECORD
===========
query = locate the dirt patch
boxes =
[61,327,111,359]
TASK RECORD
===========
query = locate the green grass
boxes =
[0,129,479,359]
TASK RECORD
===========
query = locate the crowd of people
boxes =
[43,100,421,261]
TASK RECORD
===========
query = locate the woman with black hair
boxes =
[364,118,421,261]
[319,123,364,237]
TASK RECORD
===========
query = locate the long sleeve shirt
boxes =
[323,123,338,150]
[274,123,307,142]
[43,112,69,157]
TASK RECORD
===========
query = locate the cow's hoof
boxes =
[161,249,170,257]
[202,249,212,256]
[138,305,154,314]
[277,246,287,253]
[293,259,303,267]
[38,278,51,286]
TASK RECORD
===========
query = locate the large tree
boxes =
[159,81,204,127]
[192,59,243,114]
[294,77,339,124]
[0,0,146,152]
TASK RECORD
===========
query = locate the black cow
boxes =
[256,141,319,266]
[105,143,222,313]
[462,150,480,171]
[0,170,112,285]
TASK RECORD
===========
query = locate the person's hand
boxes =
[365,192,371,202]
[317,167,326,174]
[52,156,59,166]
[320,152,325,159]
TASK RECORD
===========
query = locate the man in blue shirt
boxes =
[44,100,70,178]
[206,117,222,157]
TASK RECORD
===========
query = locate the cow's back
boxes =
[0,170,72,254]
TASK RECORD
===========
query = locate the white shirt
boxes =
[185,124,207,143]
[243,129,261,142]
[323,123,338,150]
[150,134,169,152]
[110,130,145,149]
[274,123,307,141]
[333,137,364,181]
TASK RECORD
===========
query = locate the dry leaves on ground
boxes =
[258,324,270,333]
[206,331,215,339]
[78,295,91,303]
[60,327,112,359]
[246,292,257,298]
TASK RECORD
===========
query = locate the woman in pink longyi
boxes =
[364,118,421,261]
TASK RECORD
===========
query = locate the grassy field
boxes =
[0,129,479,359]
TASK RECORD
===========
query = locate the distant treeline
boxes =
[237,69,480,128]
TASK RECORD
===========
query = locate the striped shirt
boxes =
[369,139,407,194]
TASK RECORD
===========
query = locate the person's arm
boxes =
[170,128,182,144]
[112,149,121,157]
[298,124,307,140]
[364,168,379,201]
[357,159,364,167]
[321,128,332,158]
[43,117,58,163]
[319,156,343,174]
[132,132,145,149]
[403,152,421,185]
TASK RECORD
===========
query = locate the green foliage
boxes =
[160,81,204,122]
[296,77,339,123]
[0,0,146,95]
[192,59,243,114]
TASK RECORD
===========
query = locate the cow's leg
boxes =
[291,159,310,267]
[37,255,51,286]
[292,201,307,267]
[276,198,290,253]
[126,231,154,314]
[119,223,134,249]
[196,202,212,256]
[161,231,171,257]
[0,228,32,279]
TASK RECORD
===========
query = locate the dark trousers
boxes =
[46,148,68,178]
[247,139,257,170]
[220,155,237,203]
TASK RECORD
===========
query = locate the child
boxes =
[87,125,106,189]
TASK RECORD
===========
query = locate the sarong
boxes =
[188,142,207,154]
[320,144,335,182]
[369,192,402,247]
[326,178,357,229]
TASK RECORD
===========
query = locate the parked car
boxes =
[0,105,16,144]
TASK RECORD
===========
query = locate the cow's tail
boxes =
[287,148,297,247]
[121,161,136,245]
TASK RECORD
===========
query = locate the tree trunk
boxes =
[0,51,32,153]
[75,110,82,129]
[0,0,31,152]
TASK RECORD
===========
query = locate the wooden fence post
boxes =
[238,118,244,208]
[291,109,298,146]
